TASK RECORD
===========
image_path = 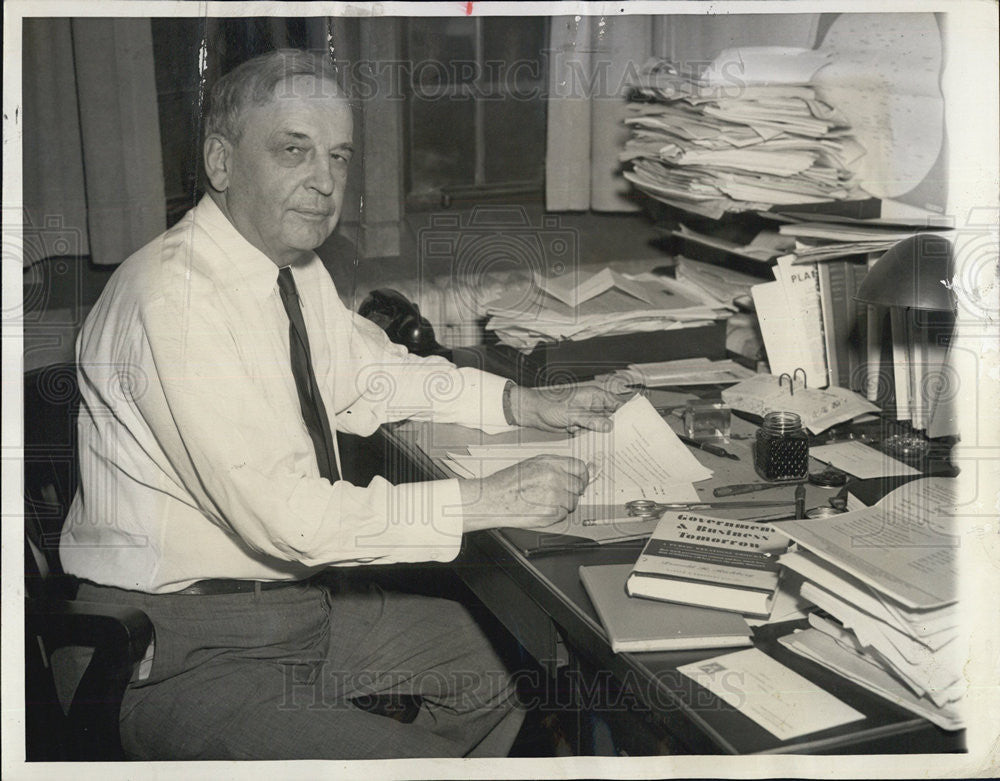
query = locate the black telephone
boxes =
[358,289,451,359]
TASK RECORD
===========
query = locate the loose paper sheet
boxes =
[677,647,865,740]
[537,267,655,308]
[450,395,709,511]
[810,441,921,479]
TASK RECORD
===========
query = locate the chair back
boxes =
[23,363,80,592]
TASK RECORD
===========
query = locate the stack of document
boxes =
[675,255,774,305]
[621,49,866,219]
[484,268,728,352]
[444,394,713,521]
[776,220,929,264]
[773,478,964,731]
[617,357,756,387]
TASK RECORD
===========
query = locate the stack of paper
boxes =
[777,221,920,264]
[444,394,713,525]
[674,256,772,305]
[773,478,964,731]
[616,357,756,387]
[484,268,728,352]
[621,49,866,219]
[758,213,952,265]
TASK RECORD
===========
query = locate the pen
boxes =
[676,434,739,461]
[580,517,652,527]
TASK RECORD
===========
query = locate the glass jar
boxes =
[683,401,731,442]
[754,411,809,482]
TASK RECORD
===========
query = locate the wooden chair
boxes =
[22,363,419,759]
[23,363,153,760]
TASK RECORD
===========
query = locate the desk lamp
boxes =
[855,233,956,459]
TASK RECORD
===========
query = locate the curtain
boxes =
[545,14,822,213]
[546,15,659,212]
[327,16,404,260]
[22,18,165,266]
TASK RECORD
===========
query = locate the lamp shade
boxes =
[855,233,956,311]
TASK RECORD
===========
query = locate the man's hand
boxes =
[506,383,628,434]
[458,455,590,532]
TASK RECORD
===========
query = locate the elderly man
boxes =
[60,49,621,759]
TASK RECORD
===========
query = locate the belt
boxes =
[175,578,301,596]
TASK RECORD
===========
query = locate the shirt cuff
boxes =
[374,477,465,563]
[464,369,517,434]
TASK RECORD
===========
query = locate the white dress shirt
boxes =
[61,196,510,593]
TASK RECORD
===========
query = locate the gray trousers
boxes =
[77,577,525,759]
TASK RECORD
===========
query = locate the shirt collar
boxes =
[192,195,309,300]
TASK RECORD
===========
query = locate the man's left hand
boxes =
[506,383,629,434]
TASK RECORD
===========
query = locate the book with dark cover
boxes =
[817,257,870,390]
[845,259,870,393]
[580,564,752,653]
[818,260,850,388]
[626,512,791,617]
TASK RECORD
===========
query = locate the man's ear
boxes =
[203,135,232,192]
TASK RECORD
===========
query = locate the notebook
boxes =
[579,563,752,654]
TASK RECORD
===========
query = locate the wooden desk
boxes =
[382,399,965,755]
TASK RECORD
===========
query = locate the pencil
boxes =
[581,517,653,527]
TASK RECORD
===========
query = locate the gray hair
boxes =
[204,49,343,142]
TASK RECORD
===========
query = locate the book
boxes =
[817,260,849,387]
[889,307,911,420]
[845,260,869,393]
[865,304,884,402]
[625,511,791,617]
[909,313,926,430]
[816,257,867,390]
[579,564,752,653]
[925,322,957,438]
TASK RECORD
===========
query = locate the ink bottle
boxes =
[754,411,809,481]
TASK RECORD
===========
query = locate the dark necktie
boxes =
[276,267,339,483]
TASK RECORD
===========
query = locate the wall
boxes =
[663,13,821,65]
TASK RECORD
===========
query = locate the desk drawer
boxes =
[458,560,568,676]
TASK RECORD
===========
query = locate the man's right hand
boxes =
[458,455,590,533]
